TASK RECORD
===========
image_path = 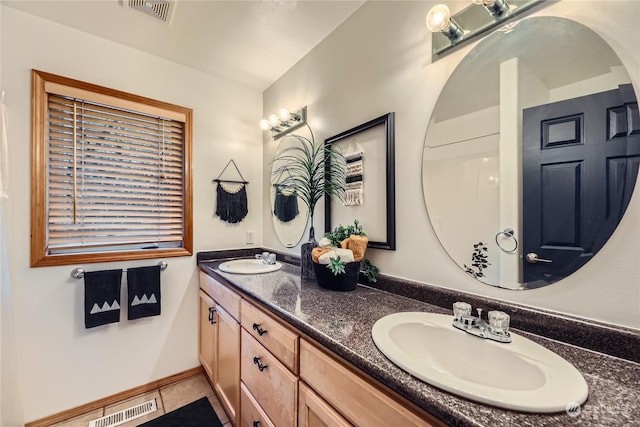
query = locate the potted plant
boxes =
[311,220,379,291]
[271,124,347,279]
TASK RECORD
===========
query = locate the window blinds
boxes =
[46,93,185,254]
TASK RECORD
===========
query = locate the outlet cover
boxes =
[246,231,255,244]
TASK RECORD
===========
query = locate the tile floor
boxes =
[51,373,231,427]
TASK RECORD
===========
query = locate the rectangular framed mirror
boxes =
[324,112,396,250]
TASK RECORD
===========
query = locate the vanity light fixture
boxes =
[427,0,545,58]
[472,0,512,18]
[426,4,464,41]
[260,106,307,140]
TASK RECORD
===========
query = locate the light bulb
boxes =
[278,108,290,121]
[259,119,270,130]
[268,114,279,126]
[426,4,451,33]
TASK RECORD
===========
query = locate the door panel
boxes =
[523,84,639,284]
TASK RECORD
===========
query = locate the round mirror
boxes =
[422,17,639,290]
[271,137,309,247]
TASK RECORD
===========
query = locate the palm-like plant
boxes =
[271,124,347,238]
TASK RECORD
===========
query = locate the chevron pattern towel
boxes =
[84,269,123,329]
[127,265,161,320]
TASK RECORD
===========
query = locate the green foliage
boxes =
[270,125,347,224]
[324,219,366,247]
[464,242,490,279]
[327,256,346,275]
[362,259,379,283]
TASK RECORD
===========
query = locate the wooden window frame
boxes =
[30,69,193,267]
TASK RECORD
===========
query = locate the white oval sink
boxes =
[371,312,588,413]
[218,259,283,274]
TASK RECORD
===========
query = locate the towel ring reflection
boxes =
[70,260,168,279]
[495,229,518,253]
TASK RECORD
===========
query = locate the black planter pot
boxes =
[313,261,361,291]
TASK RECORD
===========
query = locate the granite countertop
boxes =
[199,259,640,427]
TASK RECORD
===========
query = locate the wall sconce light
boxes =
[260,106,307,139]
[427,0,545,58]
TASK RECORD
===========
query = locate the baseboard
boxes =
[25,366,204,427]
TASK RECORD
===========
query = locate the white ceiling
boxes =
[3,0,365,91]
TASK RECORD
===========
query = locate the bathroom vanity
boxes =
[199,266,440,427]
[198,253,640,427]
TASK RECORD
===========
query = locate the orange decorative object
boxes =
[342,235,368,262]
[311,247,332,264]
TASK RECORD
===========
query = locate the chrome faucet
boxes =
[452,302,511,343]
[255,251,276,265]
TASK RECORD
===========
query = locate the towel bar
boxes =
[71,261,168,279]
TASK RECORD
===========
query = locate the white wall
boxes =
[1,3,26,425]
[1,6,263,423]
[263,0,640,330]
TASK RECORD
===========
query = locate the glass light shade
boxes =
[472,0,495,5]
[268,114,279,126]
[278,108,290,121]
[259,119,270,130]
[426,4,452,33]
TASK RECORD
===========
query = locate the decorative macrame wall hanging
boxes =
[213,159,249,224]
[273,168,299,223]
[345,152,364,206]
[273,184,299,223]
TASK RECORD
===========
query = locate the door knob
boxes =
[525,253,552,264]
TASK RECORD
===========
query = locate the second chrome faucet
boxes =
[452,301,512,343]
[255,251,277,265]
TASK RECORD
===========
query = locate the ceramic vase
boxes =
[300,226,318,280]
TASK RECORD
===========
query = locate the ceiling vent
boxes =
[124,0,176,24]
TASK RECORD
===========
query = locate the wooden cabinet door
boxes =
[215,304,240,426]
[240,382,276,427]
[298,382,352,427]
[199,290,217,382]
[241,329,298,427]
[300,340,440,427]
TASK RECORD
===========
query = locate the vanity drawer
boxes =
[241,329,298,427]
[199,271,241,321]
[241,299,299,373]
[300,339,440,427]
[240,382,276,427]
[298,382,352,427]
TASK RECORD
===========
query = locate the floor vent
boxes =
[88,398,158,427]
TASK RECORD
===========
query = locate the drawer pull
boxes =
[252,323,268,336]
[253,422,260,427]
[253,356,268,372]
[208,307,217,324]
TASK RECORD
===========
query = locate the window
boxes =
[31,70,192,267]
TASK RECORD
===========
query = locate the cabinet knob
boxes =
[253,422,260,427]
[208,307,217,324]
[252,323,268,336]
[253,356,268,372]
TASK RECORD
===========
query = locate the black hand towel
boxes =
[127,265,161,320]
[84,269,123,329]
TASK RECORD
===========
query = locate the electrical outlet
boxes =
[246,231,255,245]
